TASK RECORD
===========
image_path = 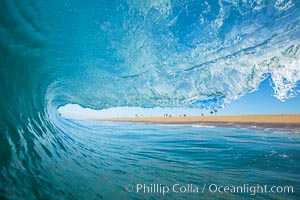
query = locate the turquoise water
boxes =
[6,119,300,200]
[1,0,300,199]
[79,121,300,200]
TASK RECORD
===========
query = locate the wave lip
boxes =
[1,0,298,110]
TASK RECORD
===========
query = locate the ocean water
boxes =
[1,0,300,199]
[2,117,300,199]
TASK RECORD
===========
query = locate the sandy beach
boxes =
[98,114,300,129]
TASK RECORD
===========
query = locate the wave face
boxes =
[0,0,299,199]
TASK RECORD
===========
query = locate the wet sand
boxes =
[97,114,300,129]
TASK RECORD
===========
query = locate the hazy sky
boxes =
[58,78,300,119]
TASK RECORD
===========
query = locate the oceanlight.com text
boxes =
[124,183,294,196]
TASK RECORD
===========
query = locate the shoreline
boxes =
[96,114,300,129]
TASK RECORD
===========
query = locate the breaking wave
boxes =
[0,0,299,199]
